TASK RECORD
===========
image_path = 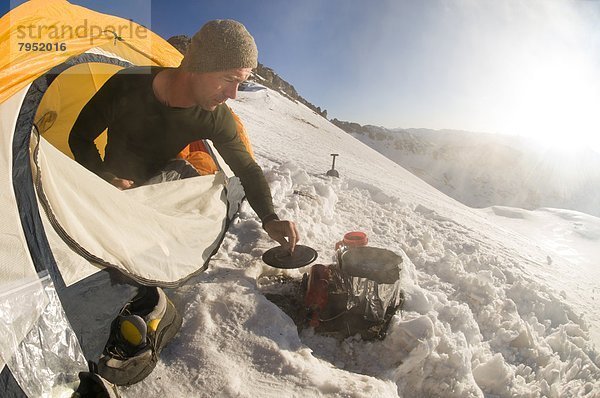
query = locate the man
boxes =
[69,19,299,253]
[68,20,299,386]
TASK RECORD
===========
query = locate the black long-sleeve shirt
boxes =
[69,66,276,221]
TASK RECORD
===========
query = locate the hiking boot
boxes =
[97,286,182,386]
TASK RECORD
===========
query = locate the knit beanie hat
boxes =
[181,20,258,72]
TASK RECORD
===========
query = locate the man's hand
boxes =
[101,172,135,190]
[263,219,300,254]
[110,177,135,190]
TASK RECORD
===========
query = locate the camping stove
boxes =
[303,246,404,337]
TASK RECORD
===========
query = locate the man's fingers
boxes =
[280,240,291,253]
[264,219,301,254]
[292,222,300,244]
[287,222,298,253]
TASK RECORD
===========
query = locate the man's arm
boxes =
[69,76,116,176]
[213,133,277,222]
[212,110,299,252]
[68,74,135,189]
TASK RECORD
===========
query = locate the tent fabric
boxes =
[35,61,127,159]
[0,0,183,103]
[34,136,231,286]
[7,53,132,292]
[10,52,132,288]
[0,85,38,283]
[5,27,243,288]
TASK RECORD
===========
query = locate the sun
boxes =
[500,56,600,154]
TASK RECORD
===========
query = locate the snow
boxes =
[123,87,600,397]
[482,207,600,348]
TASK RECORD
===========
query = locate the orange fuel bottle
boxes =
[335,231,368,252]
[304,264,331,328]
[335,231,368,264]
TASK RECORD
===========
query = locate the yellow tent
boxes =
[1,0,246,292]
[1,0,181,160]
[0,0,182,103]
[0,2,246,395]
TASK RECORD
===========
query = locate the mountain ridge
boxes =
[331,118,600,217]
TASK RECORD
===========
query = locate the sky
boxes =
[3,0,600,153]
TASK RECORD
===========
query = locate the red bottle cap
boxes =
[342,231,368,247]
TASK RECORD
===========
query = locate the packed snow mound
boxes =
[483,206,600,349]
[123,87,599,397]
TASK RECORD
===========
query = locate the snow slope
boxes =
[122,88,600,397]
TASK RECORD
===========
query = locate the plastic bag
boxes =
[0,273,47,370]
[0,271,86,397]
[339,247,403,322]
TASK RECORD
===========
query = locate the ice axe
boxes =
[326,153,339,177]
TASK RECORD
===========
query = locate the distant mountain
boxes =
[331,119,600,217]
[167,35,328,118]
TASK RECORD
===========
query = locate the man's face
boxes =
[189,68,252,111]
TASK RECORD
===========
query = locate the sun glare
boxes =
[503,56,600,154]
